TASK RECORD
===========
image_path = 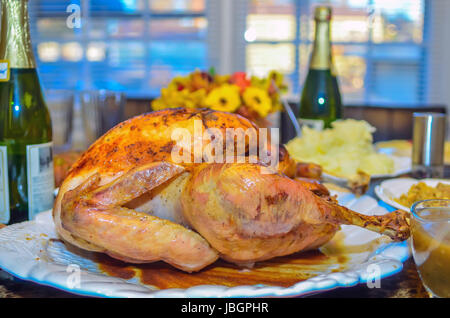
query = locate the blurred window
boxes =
[246,0,427,105]
[29,0,207,97]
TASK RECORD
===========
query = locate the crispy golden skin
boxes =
[54,108,269,270]
[54,108,410,272]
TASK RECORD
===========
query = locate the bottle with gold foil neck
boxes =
[298,6,342,130]
[0,0,54,224]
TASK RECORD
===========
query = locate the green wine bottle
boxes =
[298,6,342,130]
[0,0,54,224]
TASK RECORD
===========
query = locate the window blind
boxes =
[245,0,429,106]
[28,0,208,98]
[26,0,429,104]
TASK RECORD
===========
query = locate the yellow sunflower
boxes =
[151,87,207,110]
[185,88,207,108]
[242,87,272,117]
[213,74,231,85]
[204,84,241,113]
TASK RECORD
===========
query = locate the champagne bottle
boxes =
[0,0,54,224]
[298,6,342,130]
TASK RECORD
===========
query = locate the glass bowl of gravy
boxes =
[411,199,450,298]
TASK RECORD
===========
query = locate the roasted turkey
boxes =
[53,108,410,272]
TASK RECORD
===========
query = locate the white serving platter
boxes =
[0,189,410,298]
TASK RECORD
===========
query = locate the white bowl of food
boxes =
[375,178,450,211]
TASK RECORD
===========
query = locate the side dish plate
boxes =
[322,155,411,184]
[375,177,450,211]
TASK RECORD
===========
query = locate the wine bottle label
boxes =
[0,146,10,224]
[298,118,325,131]
[0,60,10,82]
[26,142,54,220]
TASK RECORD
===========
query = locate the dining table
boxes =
[1,167,448,298]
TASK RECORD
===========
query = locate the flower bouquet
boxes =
[151,69,288,127]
